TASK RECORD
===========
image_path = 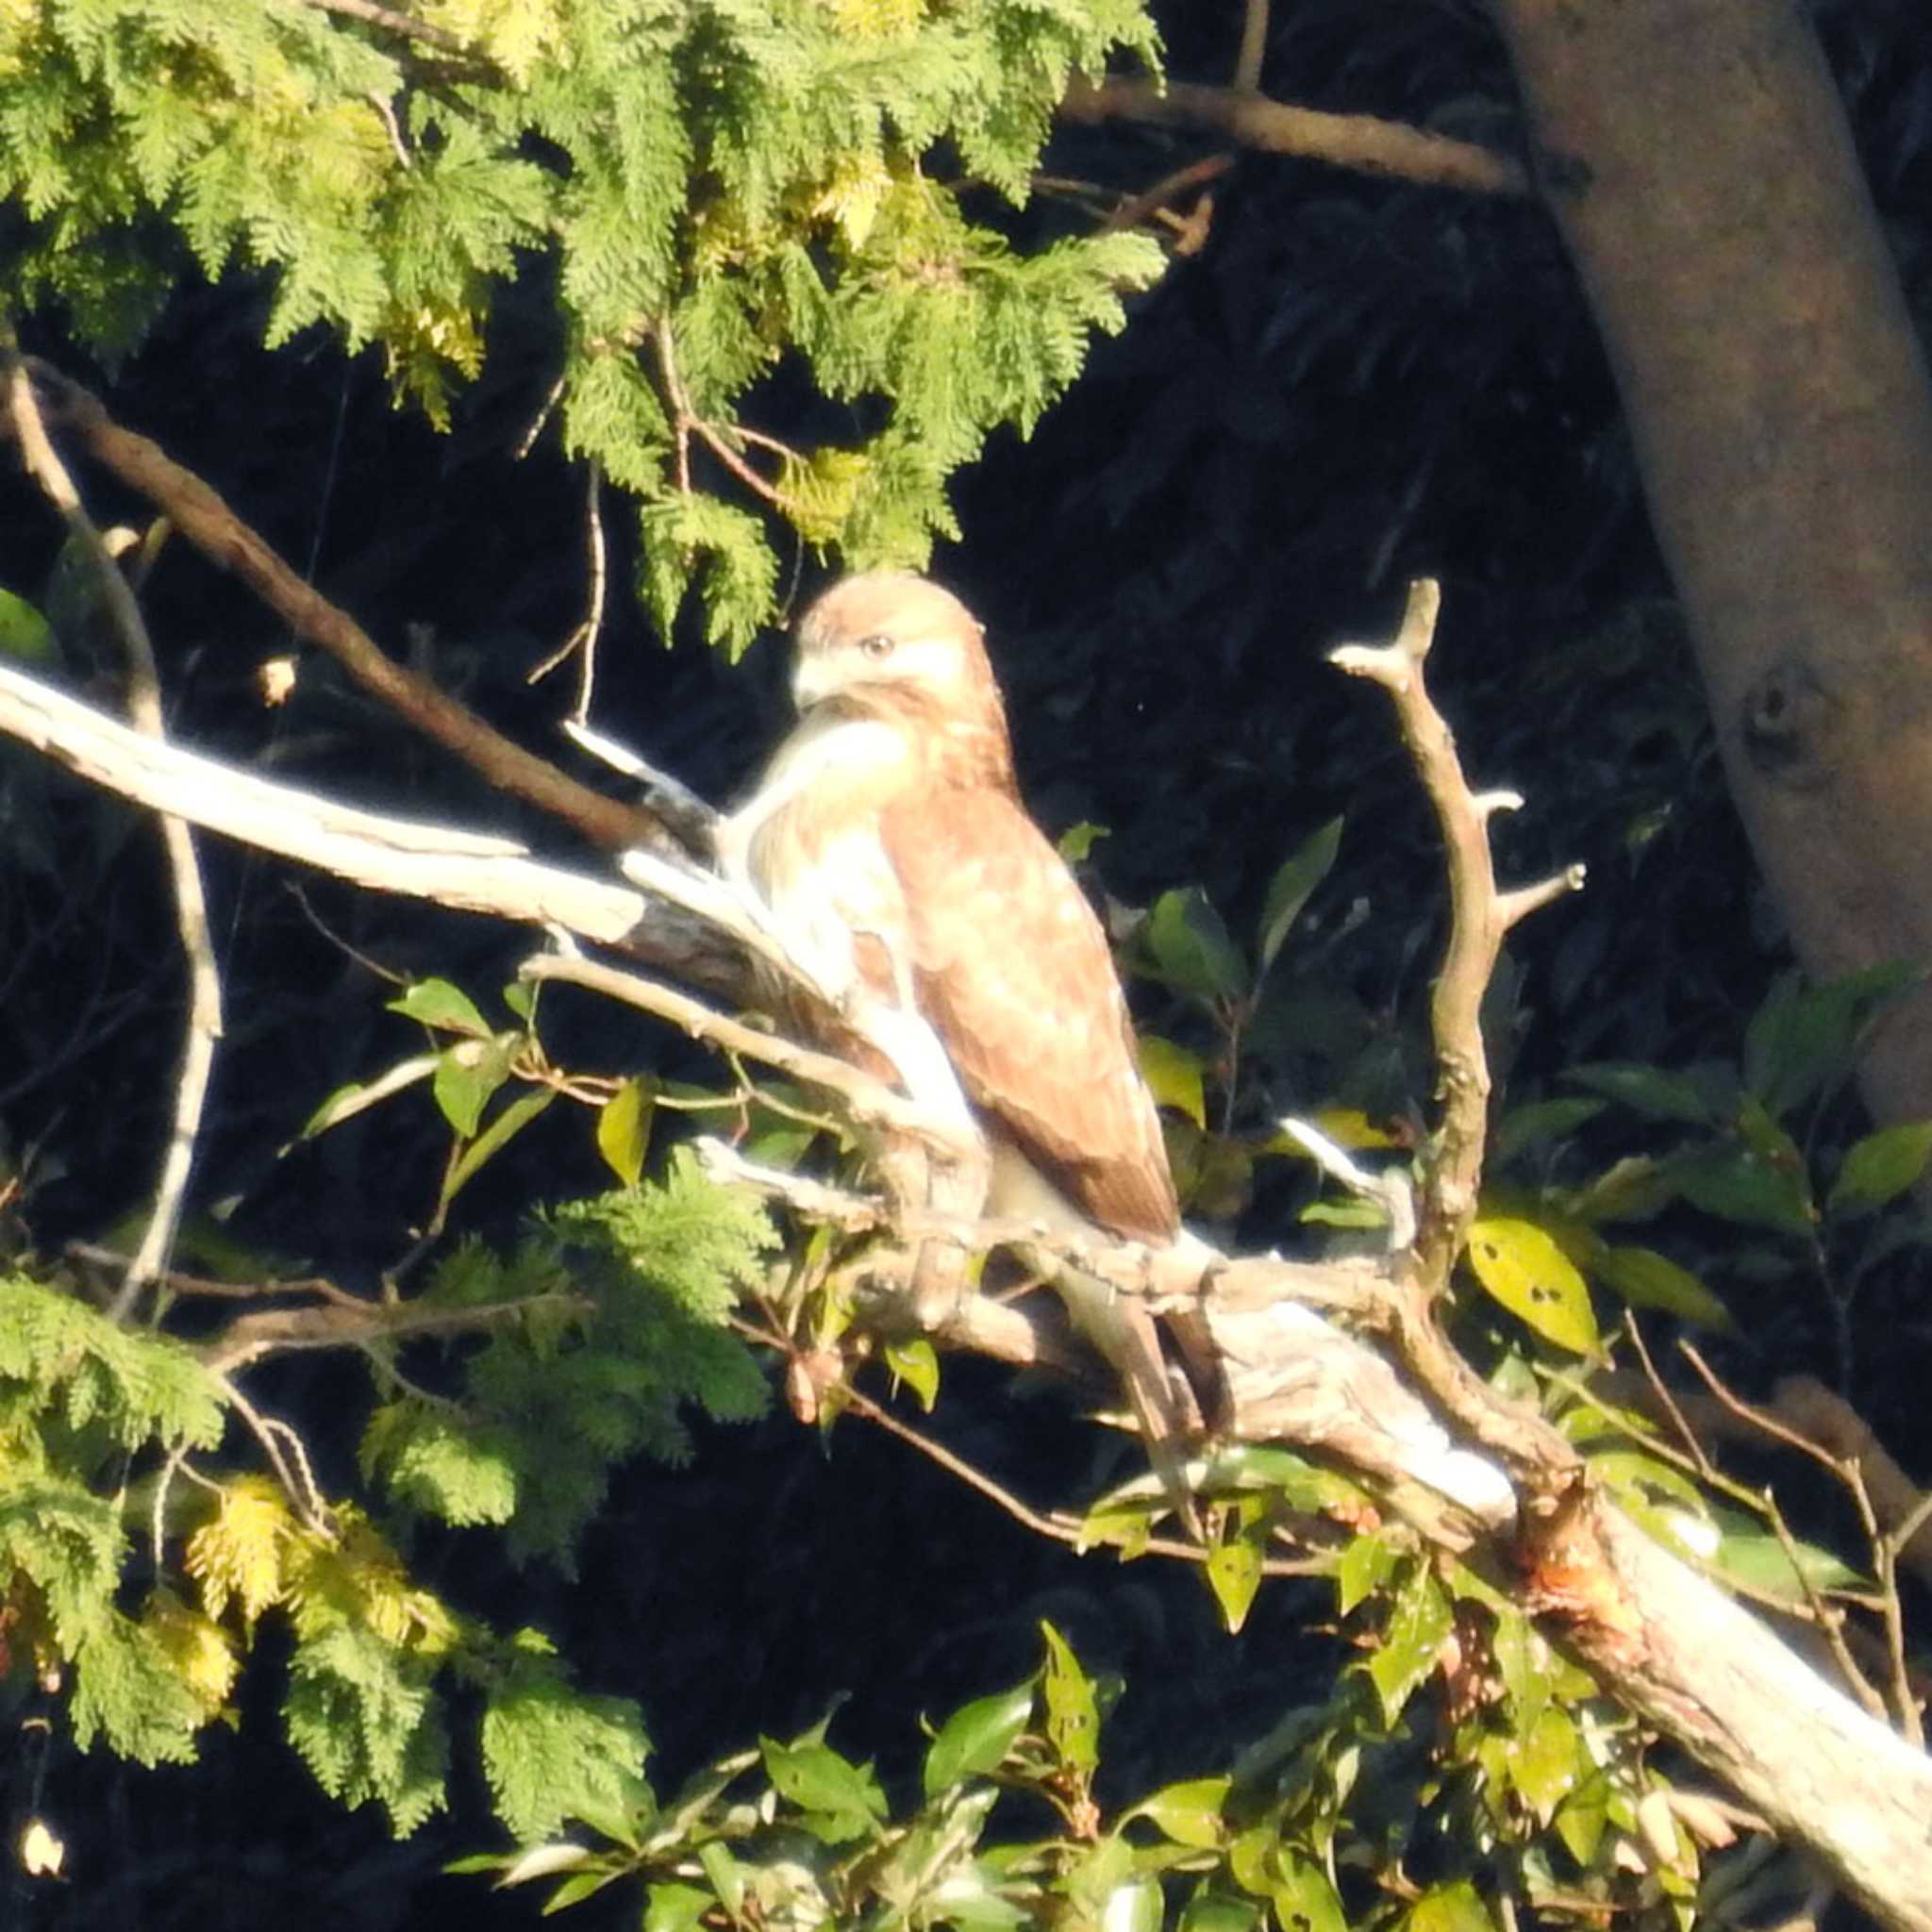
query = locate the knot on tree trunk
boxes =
[1740,656,1840,791]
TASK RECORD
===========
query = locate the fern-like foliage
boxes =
[0,0,1165,652]
[0,1280,225,1763]
[0,1141,765,1837]
[362,1147,774,1567]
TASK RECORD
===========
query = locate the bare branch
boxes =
[1331,581,1584,1297]
[1233,0,1271,92]
[1060,79,1530,199]
[4,358,665,854]
[526,460,608,722]
[0,659,677,943]
[203,1290,591,1375]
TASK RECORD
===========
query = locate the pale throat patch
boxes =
[716,714,908,886]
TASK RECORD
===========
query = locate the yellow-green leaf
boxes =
[1366,1564,1452,1724]
[1130,1777,1230,1849]
[884,1338,939,1412]
[1829,1120,1932,1216]
[1401,1879,1496,1932]
[1272,1857,1346,1932]
[389,977,491,1037]
[1506,1702,1581,1824]
[1139,1035,1207,1128]
[597,1077,657,1187]
[1039,1621,1098,1774]
[1466,1217,1601,1355]
[1206,1540,1262,1634]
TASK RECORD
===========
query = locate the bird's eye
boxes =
[858,632,893,659]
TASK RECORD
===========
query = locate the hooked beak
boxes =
[791,641,846,718]
[791,651,835,713]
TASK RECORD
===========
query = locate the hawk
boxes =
[718,570,1202,1514]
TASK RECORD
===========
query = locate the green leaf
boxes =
[390,978,492,1037]
[1257,817,1341,977]
[1669,1145,1815,1239]
[645,1885,714,1932]
[884,1338,939,1411]
[698,1841,745,1916]
[0,586,58,664]
[1139,1035,1208,1128]
[1465,1218,1601,1355]
[644,1884,715,1932]
[1401,1879,1497,1932]
[1102,1877,1165,1932]
[360,1403,519,1526]
[1144,888,1249,1003]
[1271,1857,1346,1932]
[1568,1155,1675,1225]
[1830,1121,1932,1216]
[1565,1062,1717,1124]
[432,1037,516,1139]
[292,1055,440,1141]
[596,1078,657,1187]
[1707,1529,1866,1603]
[1206,1540,1262,1634]
[1366,1564,1452,1724]
[441,1087,558,1211]
[1491,1610,1558,1734]
[1058,821,1109,863]
[1493,1097,1606,1167]
[1336,1528,1401,1617]
[1590,1245,1734,1330]
[1506,1702,1582,1824]
[923,1679,1034,1798]
[1039,1621,1099,1774]
[1554,1773,1612,1869]
[1195,1443,1359,1515]
[1177,1897,1262,1932]
[1590,1449,1708,1517]
[760,1737,886,1839]
[1744,964,1919,1118]
[1130,1777,1230,1849]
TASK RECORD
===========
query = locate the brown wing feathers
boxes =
[877,790,1179,1243]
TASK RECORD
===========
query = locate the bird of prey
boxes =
[717,570,1203,1517]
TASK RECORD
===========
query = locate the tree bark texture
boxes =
[1490,0,1932,1128]
[1554,1500,1932,1930]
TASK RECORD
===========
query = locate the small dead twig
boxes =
[1678,1343,1902,1731]
[829,1369,1323,1576]
[1624,1315,1716,1481]
[657,322,787,507]
[208,1373,333,1536]
[526,460,608,723]
[66,1241,367,1308]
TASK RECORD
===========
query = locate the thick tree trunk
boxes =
[1489,0,1932,1127]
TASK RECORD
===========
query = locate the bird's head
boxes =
[791,571,1004,728]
